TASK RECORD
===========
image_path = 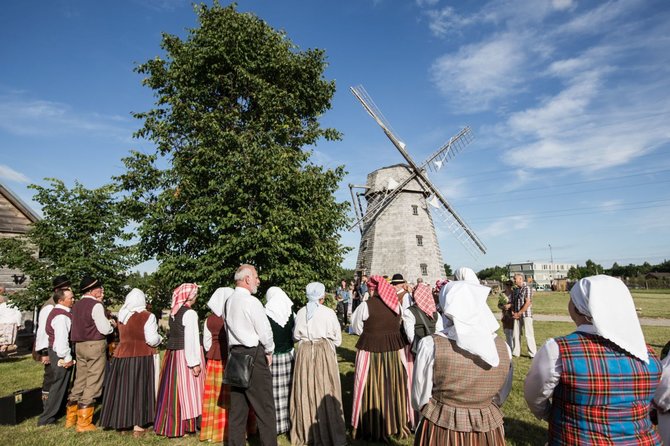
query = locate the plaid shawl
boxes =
[367,275,400,315]
[170,283,199,317]
[413,283,436,319]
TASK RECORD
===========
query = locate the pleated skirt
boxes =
[100,355,156,429]
[154,349,205,437]
[200,359,228,442]
[414,416,506,446]
[290,340,346,446]
[271,350,294,434]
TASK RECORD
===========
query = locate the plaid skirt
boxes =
[415,416,506,446]
[200,358,228,442]
[271,350,294,434]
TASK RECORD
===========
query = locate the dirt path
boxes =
[532,313,670,327]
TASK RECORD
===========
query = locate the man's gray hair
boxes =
[514,273,525,280]
[234,264,255,282]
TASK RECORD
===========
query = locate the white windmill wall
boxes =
[355,164,446,285]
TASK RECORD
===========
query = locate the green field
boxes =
[1,321,668,445]
[488,290,670,319]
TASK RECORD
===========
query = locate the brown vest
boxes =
[421,335,510,432]
[114,311,156,358]
[205,314,227,361]
[356,295,407,352]
[46,307,71,349]
[166,306,188,350]
[70,297,106,342]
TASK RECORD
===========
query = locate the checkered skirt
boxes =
[271,349,294,434]
[199,358,228,442]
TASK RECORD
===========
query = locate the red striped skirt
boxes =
[414,416,506,446]
[200,359,228,442]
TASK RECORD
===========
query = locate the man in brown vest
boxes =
[67,275,114,432]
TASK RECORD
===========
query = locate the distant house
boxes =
[645,272,670,281]
[0,182,40,292]
[508,261,578,290]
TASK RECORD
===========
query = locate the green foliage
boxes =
[443,263,452,276]
[117,3,349,305]
[0,179,136,310]
[478,264,509,281]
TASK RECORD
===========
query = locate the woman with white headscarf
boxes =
[412,280,513,445]
[525,275,663,445]
[265,286,296,435]
[100,288,163,435]
[289,282,345,446]
[200,287,234,442]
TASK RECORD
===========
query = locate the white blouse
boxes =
[182,309,201,367]
[293,305,341,349]
[401,307,444,344]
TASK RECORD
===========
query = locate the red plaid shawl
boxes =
[367,275,400,315]
[413,283,436,319]
[171,283,199,317]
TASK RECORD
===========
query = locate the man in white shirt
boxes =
[37,288,75,426]
[225,264,277,446]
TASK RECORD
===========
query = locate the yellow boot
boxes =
[76,405,97,432]
[64,402,78,428]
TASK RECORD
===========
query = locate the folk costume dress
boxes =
[525,275,663,445]
[264,286,295,435]
[100,288,162,430]
[290,282,346,446]
[350,275,413,441]
[402,283,443,353]
[412,280,513,446]
[154,283,206,438]
[200,287,233,442]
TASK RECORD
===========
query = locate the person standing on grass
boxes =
[498,280,515,351]
[511,273,537,358]
[37,288,75,426]
[525,275,662,445]
[335,279,350,329]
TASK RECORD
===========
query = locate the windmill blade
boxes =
[349,184,364,234]
[422,126,474,173]
[350,85,407,153]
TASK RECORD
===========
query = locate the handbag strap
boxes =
[223,293,263,357]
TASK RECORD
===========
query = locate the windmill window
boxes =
[416,235,423,246]
[420,263,428,276]
[412,205,418,215]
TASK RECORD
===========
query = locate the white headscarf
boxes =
[454,267,479,284]
[265,287,294,328]
[570,275,648,363]
[439,281,501,367]
[208,287,234,317]
[306,282,325,321]
[118,288,147,324]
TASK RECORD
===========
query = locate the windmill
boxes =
[349,85,485,283]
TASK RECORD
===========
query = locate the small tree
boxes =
[443,263,453,276]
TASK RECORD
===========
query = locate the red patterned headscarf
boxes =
[413,283,436,319]
[367,275,400,315]
[171,283,199,317]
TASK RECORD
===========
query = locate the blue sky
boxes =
[1,0,669,273]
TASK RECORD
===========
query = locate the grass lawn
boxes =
[1,322,669,445]
[488,290,670,319]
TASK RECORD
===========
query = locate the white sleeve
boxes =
[435,314,444,332]
[91,303,113,335]
[293,310,306,342]
[35,305,53,351]
[203,320,212,353]
[349,302,369,335]
[52,314,72,363]
[143,313,162,347]
[524,338,561,420]
[494,343,514,406]
[329,310,342,347]
[654,355,670,411]
[412,335,435,411]
[182,310,201,367]
[252,303,275,354]
[402,309,416,344]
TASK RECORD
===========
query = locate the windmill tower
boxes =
[349,86,486,284]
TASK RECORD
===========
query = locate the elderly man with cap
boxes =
[34,275,71,409]
[67,275,114,432]
[524,275,663,445]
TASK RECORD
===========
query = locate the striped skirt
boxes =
[352,349,412,442]
[154,349,206,437]
[414,417,506,446]
[100,355,156,429]
[200,359,228,442]
[271,350,294,434]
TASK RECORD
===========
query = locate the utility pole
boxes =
[549,243,554,287]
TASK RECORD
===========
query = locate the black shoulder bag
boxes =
[411,307,433,356]
[222,297,257,388]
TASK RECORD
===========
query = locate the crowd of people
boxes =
[9,264,670,445]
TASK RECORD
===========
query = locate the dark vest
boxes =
[70,297,106,342]
[114,311,156,358]
[46,307,72,349]
[269,314,295,354]
[205,314,227,361]
[356,295,407,352]
[409,305,438,341]
[166,306,189,351]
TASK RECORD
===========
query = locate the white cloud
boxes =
[416,0,439,7]
[598,200,623,212]
[551,0,574,11]
[480,215,530,237]
[0,165,30,183]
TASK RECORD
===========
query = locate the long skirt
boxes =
[290,340,346,446]
[271,349,294,434]
[200,359,228,442]
[100,355,156,429]
[154,349,206,437]
[414,417,506,446]
[351,349,412,442]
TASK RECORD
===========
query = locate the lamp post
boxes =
[549,244,554,288]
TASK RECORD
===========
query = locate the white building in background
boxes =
[508,261,577,290]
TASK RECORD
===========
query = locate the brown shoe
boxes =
[76,405,97,432]
[65,402,78,428]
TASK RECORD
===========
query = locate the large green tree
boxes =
[117,3,349,304]
[0,179,136,310]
